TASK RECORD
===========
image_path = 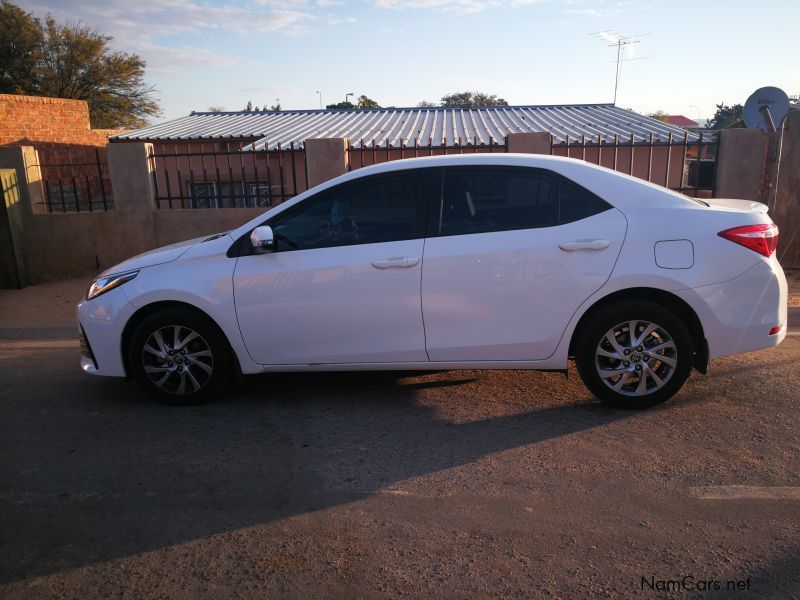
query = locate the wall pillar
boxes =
[0,146,38,287]
[106,142,159,247]
[772,111,800,266]
[714,129,767,200]
[305,138,348,188]
[0,167,29,287]
[506,132,552,154]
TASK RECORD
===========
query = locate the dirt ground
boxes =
[0,276,90,336]
[1,332,799,598]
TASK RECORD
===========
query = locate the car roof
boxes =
[347,152,597,175]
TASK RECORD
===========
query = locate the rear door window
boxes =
[438,167,558,236]
[437,167,612,236]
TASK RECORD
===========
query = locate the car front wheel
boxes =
[575,300,694,409]
[128,308,232,404]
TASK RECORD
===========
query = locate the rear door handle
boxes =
[558,239,610,252]
[371,257,419,269]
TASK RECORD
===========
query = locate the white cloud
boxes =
[372,0,546,14]
[23,0,315,76]
[326,14,358,24]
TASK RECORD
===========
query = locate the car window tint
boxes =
[440,168,558,236]
[558,178,612,224]
[270,172,425,251]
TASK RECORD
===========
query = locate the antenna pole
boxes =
[592,31,650,106]
[613,41,622,104]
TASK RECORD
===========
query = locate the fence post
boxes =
[714,129,767,201]
[305,138,349,188]
[506,132,552,154]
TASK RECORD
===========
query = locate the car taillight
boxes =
[718,223,779,257]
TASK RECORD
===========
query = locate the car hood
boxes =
[99,234,214,277]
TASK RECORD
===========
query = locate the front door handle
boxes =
[558,239,610,252]
[371,257,419,269]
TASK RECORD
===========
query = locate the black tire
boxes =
[574,300,693,409]
[128,307,233,405]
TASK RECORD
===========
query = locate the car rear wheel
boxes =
[129,308,232,404]
[575,300,693,409]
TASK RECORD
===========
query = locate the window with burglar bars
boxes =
[149,142,308,209]
[187,180,275,209]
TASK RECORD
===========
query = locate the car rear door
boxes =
[421,166,627,362]
[233,168,438,365]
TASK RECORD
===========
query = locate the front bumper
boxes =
[675,257,787,359]
[76,286,136,377]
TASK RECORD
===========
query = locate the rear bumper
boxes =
[675,258,787,359]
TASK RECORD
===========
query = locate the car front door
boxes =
[233,169,437,365]
[421,166,627,362]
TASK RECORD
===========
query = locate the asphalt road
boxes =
[1,333,799,598]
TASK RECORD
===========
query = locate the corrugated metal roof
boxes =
[112,104,704,149]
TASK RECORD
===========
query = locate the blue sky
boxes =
[20,0,800,123]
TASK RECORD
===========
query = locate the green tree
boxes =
[326,94,380,110]
[647,110,670,123]
[0,1,42,93]
[417,100,437,108]
[356,94,380,109]
[207,105,225,112]
[0,1,159,128]
[439,91,508,107]
[706,103,744,129]
[326,101,355,110]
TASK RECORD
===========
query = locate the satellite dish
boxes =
[744,86,790,132]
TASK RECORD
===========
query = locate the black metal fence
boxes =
[147,142,309,209]
[347,132,718,197]
[36,148,113,212]
[146,132,717,210]
[550,131,718,197]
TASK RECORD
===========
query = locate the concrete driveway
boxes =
[0,276,799,598]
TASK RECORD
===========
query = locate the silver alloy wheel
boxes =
[594,320,677,397]
[141,325,213,395]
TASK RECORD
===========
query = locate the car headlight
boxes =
[87,271,139,301]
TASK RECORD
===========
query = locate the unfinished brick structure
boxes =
[0,94,124,159]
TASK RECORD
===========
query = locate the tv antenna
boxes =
[591,31,650,104]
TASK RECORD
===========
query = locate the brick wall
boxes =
[0,94,126,162]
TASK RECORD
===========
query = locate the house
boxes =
[112,104,713,208]
[664,115,699,129]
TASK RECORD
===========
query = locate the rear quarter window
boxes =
[558,178,613,224]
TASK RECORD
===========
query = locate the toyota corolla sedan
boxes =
[77,154,787,409]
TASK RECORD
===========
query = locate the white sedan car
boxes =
[77,154,787,409]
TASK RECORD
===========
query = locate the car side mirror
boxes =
[250,225,274,252]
